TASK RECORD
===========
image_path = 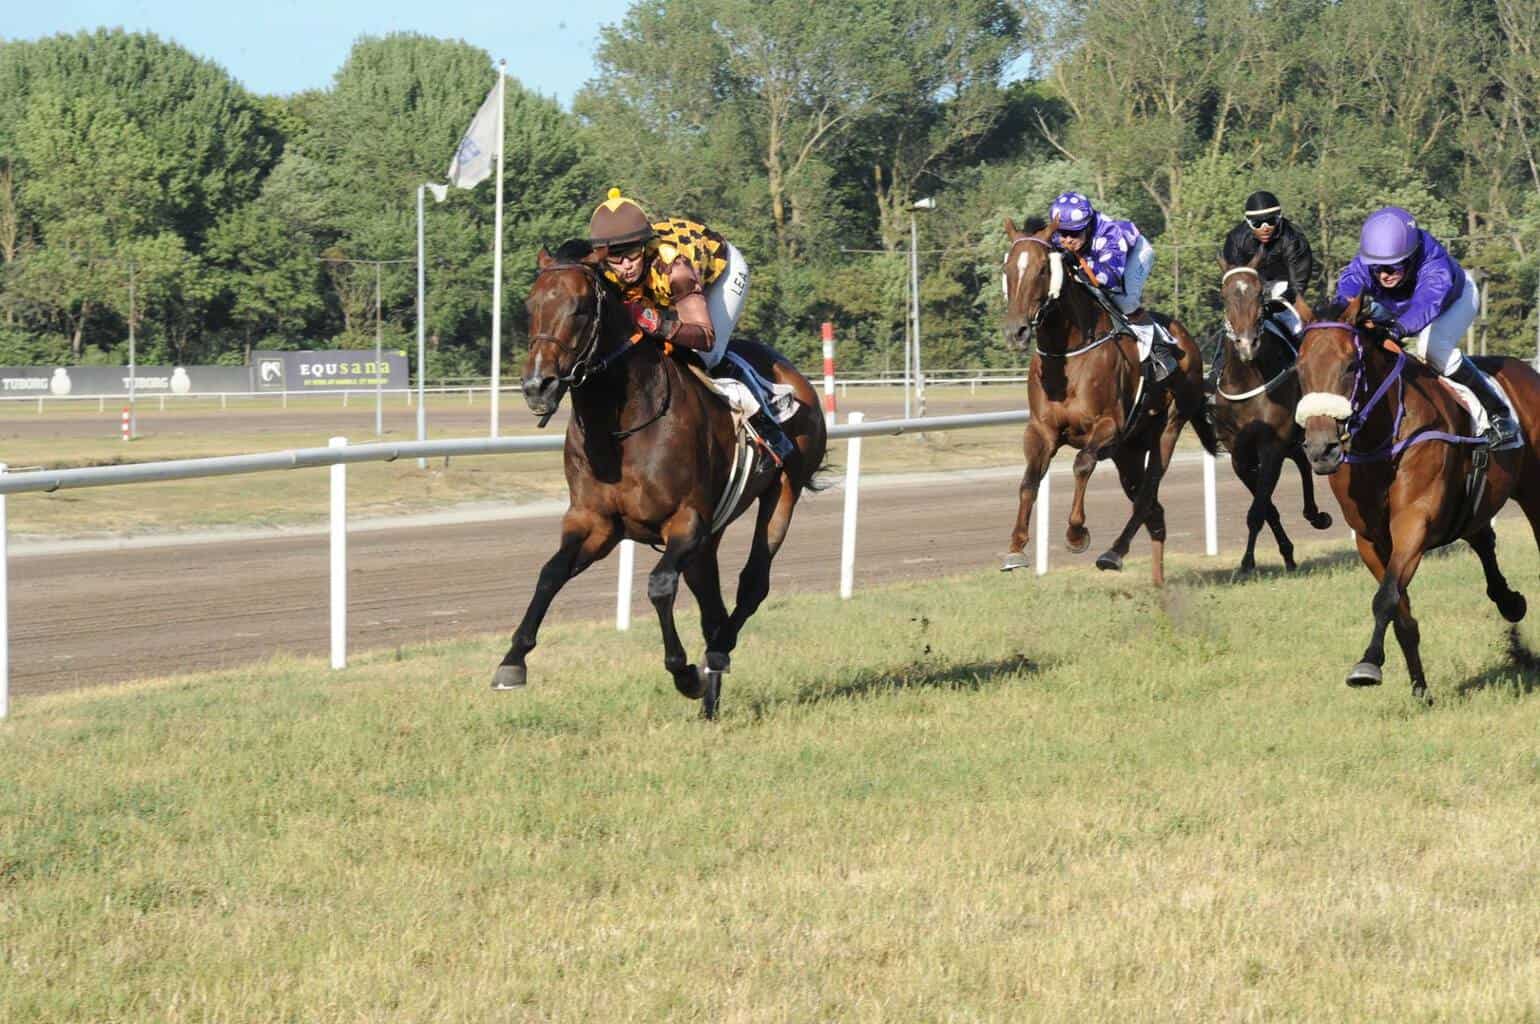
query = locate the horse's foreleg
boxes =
[681,533,730,718]
[1290,445,1333,530]
[1066,416,1120,554]
[650,508,710,704]
[494,511,619,690]
[1469,524,1527,623]
[1231,452,1265,575]
[1251,445,1296,571]
[1350,517,1429,699]
[1003,421,1056,571]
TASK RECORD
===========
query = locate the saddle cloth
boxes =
[1440,374,1525,451]
[689,359,800,424]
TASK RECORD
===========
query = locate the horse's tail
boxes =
[805,448,838,493]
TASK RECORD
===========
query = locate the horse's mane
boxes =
[1312,297,1351,323]
[550,238,595,264]
[1019,215,1048,235]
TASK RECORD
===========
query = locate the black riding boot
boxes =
[1449,359,1519,447]
[753,410,797,464]
[1149,338,1180,383]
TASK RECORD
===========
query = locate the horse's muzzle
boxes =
[521,374,562,416]
[1302,421,1344,475]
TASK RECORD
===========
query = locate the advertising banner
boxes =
[0,365,254,397]
[252,350,409,392]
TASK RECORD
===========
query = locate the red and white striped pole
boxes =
[120,407,131,442]
[821,321,837,425]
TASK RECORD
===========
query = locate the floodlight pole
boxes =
[910,197,935,417]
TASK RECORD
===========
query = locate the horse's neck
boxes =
[570,332,667,435]
[1041,285,1111,348]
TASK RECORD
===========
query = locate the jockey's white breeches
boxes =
[1112,235,1155,315]
[701,243,750,370]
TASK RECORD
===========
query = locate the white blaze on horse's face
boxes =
[1048,251,1064,300]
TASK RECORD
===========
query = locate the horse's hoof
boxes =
[1500,592,1527,624]
[1346,662,1382,687]
[1412,683,1433,706]
[674,665,705,700]
[1095,551,1123,572]
[491,664,527,691]
[705,651,731,673]
[1308,511,1333,530]
[700,667,723,721]
[1230,563,1256,582]
[1066,527,1091,554]
[1000,551,1031,572]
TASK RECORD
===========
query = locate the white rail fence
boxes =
[0,411,1223,717]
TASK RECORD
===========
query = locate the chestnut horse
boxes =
[496,240,828,718]
[1000,216,1216,585]
[1212,253,1332,574]
[1296,295,1540,701]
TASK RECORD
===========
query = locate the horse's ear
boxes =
[1004,217,1018,238]
[537,247,554,269]
[582,245,606,266]
[1343,294,1366,325]
[1247,247,1265,269]
[1218,255,1232,273]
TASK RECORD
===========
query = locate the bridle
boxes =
[1214,265,1299,402]
[1003,235,1056,332]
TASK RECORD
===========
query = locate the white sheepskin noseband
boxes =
[1295,392,1353,426]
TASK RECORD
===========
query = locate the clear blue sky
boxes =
[5,0,635,106]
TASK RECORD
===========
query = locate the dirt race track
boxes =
[8,449,1355,698]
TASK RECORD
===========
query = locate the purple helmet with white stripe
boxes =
[1050,191,1095,233]
[1358,206,1420,266]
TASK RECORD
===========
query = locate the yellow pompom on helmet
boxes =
[588,188,654,249]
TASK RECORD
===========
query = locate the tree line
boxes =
[2,0,1538,378]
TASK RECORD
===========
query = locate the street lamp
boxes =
[910,196,935,418]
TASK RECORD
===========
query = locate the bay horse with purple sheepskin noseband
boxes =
[1295,294,1540,701]
[495,239,828,719]
[999,215,1216,586]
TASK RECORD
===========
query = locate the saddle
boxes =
[679,356,801,531]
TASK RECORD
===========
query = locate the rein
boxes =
[1006,236,1122,358]
[1215,315,1299,403]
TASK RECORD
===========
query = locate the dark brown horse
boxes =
[1296,295,1540,701]
[999,216,1216,586]
[494,240,828,717]
[1212,253,1332,574]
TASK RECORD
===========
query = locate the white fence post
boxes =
[839,412,864,598]
[1203,451,1219,556]
[329,437,347,670]
[1035,467,1050,576]
[1,462,8,720]
[615,539,635,630]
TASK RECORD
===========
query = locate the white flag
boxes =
[447,82,499,189]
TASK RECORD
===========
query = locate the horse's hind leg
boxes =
[1290,445,1333,530]
[1469,524,1527,622]
[494,511,619,689]
[1003,420,1056,571]
[1099,412,1182,585]
[715,477,801,666]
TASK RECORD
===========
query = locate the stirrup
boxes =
[1484,416,1518,447]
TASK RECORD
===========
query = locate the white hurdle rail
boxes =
[0,411,1222,716]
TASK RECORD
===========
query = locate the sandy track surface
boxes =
[9,456,1349,697]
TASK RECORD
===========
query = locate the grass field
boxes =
[0,388,1035,539]
[4,526,1540,1021]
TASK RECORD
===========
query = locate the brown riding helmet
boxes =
[588,188,654,249]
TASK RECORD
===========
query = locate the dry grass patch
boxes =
[4,526,1540,1020]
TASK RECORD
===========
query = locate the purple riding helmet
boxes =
[1358,206,1421,266]
[1050,191,1096,233]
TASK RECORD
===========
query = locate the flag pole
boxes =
[416,183,428,468]
[489,59,506,438]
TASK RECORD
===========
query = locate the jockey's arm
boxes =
[664,258,715,352]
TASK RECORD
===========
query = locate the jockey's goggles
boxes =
[1055,225,1089,240]
[1245,213,1281,229]
[605,243,646,262]
[1370,259,1409,275]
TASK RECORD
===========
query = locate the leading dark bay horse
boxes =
[1296,295,1540,701]
[1212,253,1332,575]
[496,240,828,718]
[999,216,1216,586]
